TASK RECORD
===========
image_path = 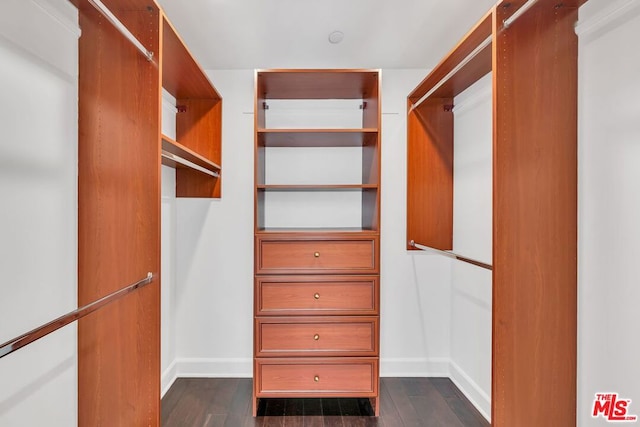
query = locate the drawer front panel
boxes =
[257,238,377,274]
[256,359,377,396]
[256,276,378,316]
[256,317,378,357]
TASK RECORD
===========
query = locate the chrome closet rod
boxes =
[408,35,492,113]
[161,150,220,178]
[409,240,492,271]
[503,0,540,29]
[0,273,154,359]
[87,0,154,61]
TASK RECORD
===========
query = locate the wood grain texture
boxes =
[257,69,380,100]
[408,10,493,102]
[257,129,378,147]
[492,1,579,426]
[77,4,160,426]
[256,359,378,397]
[161,15,220,99]
[161,134,221,171]
[257,185,378,191]
[406,98,454,250]
[255,275,379,316]
[256,317,378,357]
[175,98,222,198]
[256,236,378,275]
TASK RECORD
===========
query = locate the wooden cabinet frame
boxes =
[75,0,222,424]
[254,69,382,416]
[406,1,587,425]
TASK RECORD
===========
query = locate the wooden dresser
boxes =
[253,69,381,415]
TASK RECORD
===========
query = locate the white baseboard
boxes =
[449,360,491,422]
[380,357,450,377]
[161,360,178,398]
[175,357,253,378]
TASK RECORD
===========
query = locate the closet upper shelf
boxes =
[162,16,220,100]
[161,134,221,174]
[257,129,378,147]
[258,184,378,191]
[257,69,379,99]
[408,10,492,105]
[160,13,222,198]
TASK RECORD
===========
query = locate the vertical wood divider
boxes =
[492,1,579,425]
[77,2,161,425]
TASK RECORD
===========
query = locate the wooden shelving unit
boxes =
[258,184,377,191]
[254,69,381,415]
[75,0,224,424]
[161,134,221,174]
[161,16,222,198]
[257,129,378,147]
[406,1,587,426]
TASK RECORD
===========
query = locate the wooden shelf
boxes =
[408,9,492,104]
[160,13,222,198]
[256,227,379,234]
[257,69,380,99]
[161,16,220,100]
[257,129,378,147]
[161,134,220,173]
[258,184,377,191]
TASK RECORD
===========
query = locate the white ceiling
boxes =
[156,0,497,70]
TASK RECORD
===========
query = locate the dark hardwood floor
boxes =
[162,377,490,427]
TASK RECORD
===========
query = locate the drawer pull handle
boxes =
[314,375,320,382]
[314,252,320,258]
[314,293,320,300]
[313,334,320,341]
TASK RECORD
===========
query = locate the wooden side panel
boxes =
[406,98,454,250]
[175,98,222,198]
[492,2,579,426]
[255,72,266,231]
[77,5,160,427]
[362,71,381,231]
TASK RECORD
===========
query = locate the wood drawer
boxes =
[256,317,378,357]
[255,358,378,397]
[255,276,379,316]
[256,236,378,275]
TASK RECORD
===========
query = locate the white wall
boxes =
[577,0,640,424]
[172,70,255,377]
[450,73,493,420]
[0,0,79,425]
[381,70,454,376]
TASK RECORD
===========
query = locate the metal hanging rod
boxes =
[503,0,540,29]
[87,0,154,61]
[0,272,154,360]
[409,35,492,113]
[409,240,492,271]
[161,150,220,178]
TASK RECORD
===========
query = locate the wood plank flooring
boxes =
[162,378,489,427]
